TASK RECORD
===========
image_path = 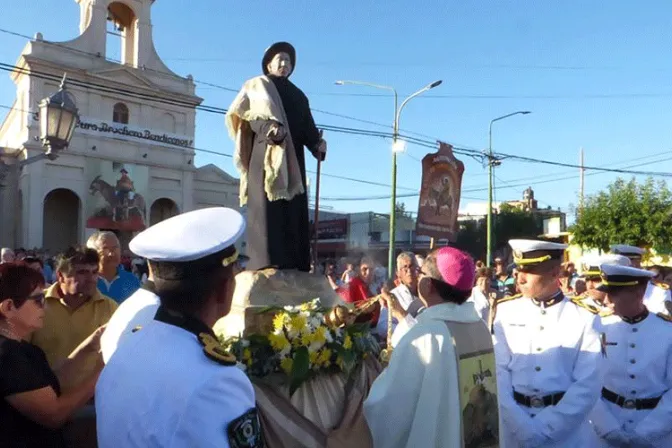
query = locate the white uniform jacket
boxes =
[589,311,672,447]
[493,294,602,447]
[364,302,492,448]
[100,282,160,363]
[96,306,261,448]
[644,282,671,315]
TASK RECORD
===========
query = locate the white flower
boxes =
[309,340,325,352]
[325,331,333,343]
[309,316,321,329]
[284,305,294,312]
[240,339,250,348]
[279,346,291,358]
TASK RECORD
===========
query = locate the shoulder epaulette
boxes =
[496,293,522,305]
[198,333,237,366]
[656,312,672,322]
[570,297,600,315]
[599,309,614,318]
[653,281,670,290]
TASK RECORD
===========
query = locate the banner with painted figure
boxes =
[85,160,148,232]
[416,142,465,241]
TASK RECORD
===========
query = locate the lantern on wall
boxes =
[39,74,79,157]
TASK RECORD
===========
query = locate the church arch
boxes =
[149,198,179,226]
[43,189,81,252]
[106,2,138,65]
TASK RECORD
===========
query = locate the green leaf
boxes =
[247,334,270,345]
[341,349,357,375]
[289,346,310,396]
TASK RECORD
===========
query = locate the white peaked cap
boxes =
[508,239,568,253]
[582,254,631,269]
[599,264,655,281]
[610,244,645,256]
[130,207,245,262]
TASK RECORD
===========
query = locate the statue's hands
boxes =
[266,122,286,144]
[316,130,327,161]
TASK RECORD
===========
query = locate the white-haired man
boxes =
[87,231,140,303]
[0,247,15,264]
[376,252,421,347]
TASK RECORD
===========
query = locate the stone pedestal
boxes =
[214,268,342,339]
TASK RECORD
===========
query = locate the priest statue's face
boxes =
[267,52,292,77]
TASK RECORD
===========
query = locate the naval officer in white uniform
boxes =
[95,207,263,448]
[493,239,602,448]
[589,264,672,447]
[610,244,672,315]
[100,263,159,363]
[576,254,631,325]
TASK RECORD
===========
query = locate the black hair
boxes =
[151,247,236,315]
[56,246,99,275]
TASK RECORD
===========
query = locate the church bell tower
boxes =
[75,0,157,68]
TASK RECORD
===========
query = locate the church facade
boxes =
[0,0,241,252]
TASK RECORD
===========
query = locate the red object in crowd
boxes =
[336,277,380,325]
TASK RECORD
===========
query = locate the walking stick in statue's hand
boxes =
[312,130,324,267]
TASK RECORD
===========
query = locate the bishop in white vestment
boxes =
[364,247,499,448]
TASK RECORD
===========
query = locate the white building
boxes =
[0,0,240,251]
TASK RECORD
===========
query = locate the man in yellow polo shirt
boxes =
[31,246,118,390]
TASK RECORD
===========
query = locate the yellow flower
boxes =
[300,331,314,347]
[336,355,345,370]
[273,312,287,332]
[242,348,252,361]
[318,348,332,367]
[288,314,308,333]
[313,326,327,344]
[246,358,253,367]
[309,350,320,366]
[343,334,353,350]
[280,357,293,375]
[268,333,290,352]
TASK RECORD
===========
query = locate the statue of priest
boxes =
[226,42,327,272]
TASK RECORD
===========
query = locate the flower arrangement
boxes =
[220,298,380,395]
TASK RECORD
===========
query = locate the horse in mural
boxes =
[88,175,147,228]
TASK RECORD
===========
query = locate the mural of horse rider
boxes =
[86,162,148,232]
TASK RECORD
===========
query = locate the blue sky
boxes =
[3,1,672,220]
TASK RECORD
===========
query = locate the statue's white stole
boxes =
[444,321,500,448]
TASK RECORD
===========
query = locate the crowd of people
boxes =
[2,216,672,446]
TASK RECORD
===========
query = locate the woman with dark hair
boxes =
[0,263,105,447]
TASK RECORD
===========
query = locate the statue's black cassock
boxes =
[246,75,323,272]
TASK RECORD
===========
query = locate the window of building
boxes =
[113,103,129,124]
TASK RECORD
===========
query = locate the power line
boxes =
[2,34,672,179]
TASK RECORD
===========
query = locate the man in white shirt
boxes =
[365,247,498,448]
[494,239,602,447]
[589,264,672,447]
[376,252,419,347]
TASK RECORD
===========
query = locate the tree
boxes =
[571,177,672,252]
[395,201,409,218]
[453,204,544,262]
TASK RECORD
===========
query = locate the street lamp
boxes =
[486,111,531,267]
[39,74,79,158]
[335,79,442,275]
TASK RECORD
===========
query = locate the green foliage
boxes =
[453,204,544,261]
[289,346,310,396]
[571,177,672,253]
